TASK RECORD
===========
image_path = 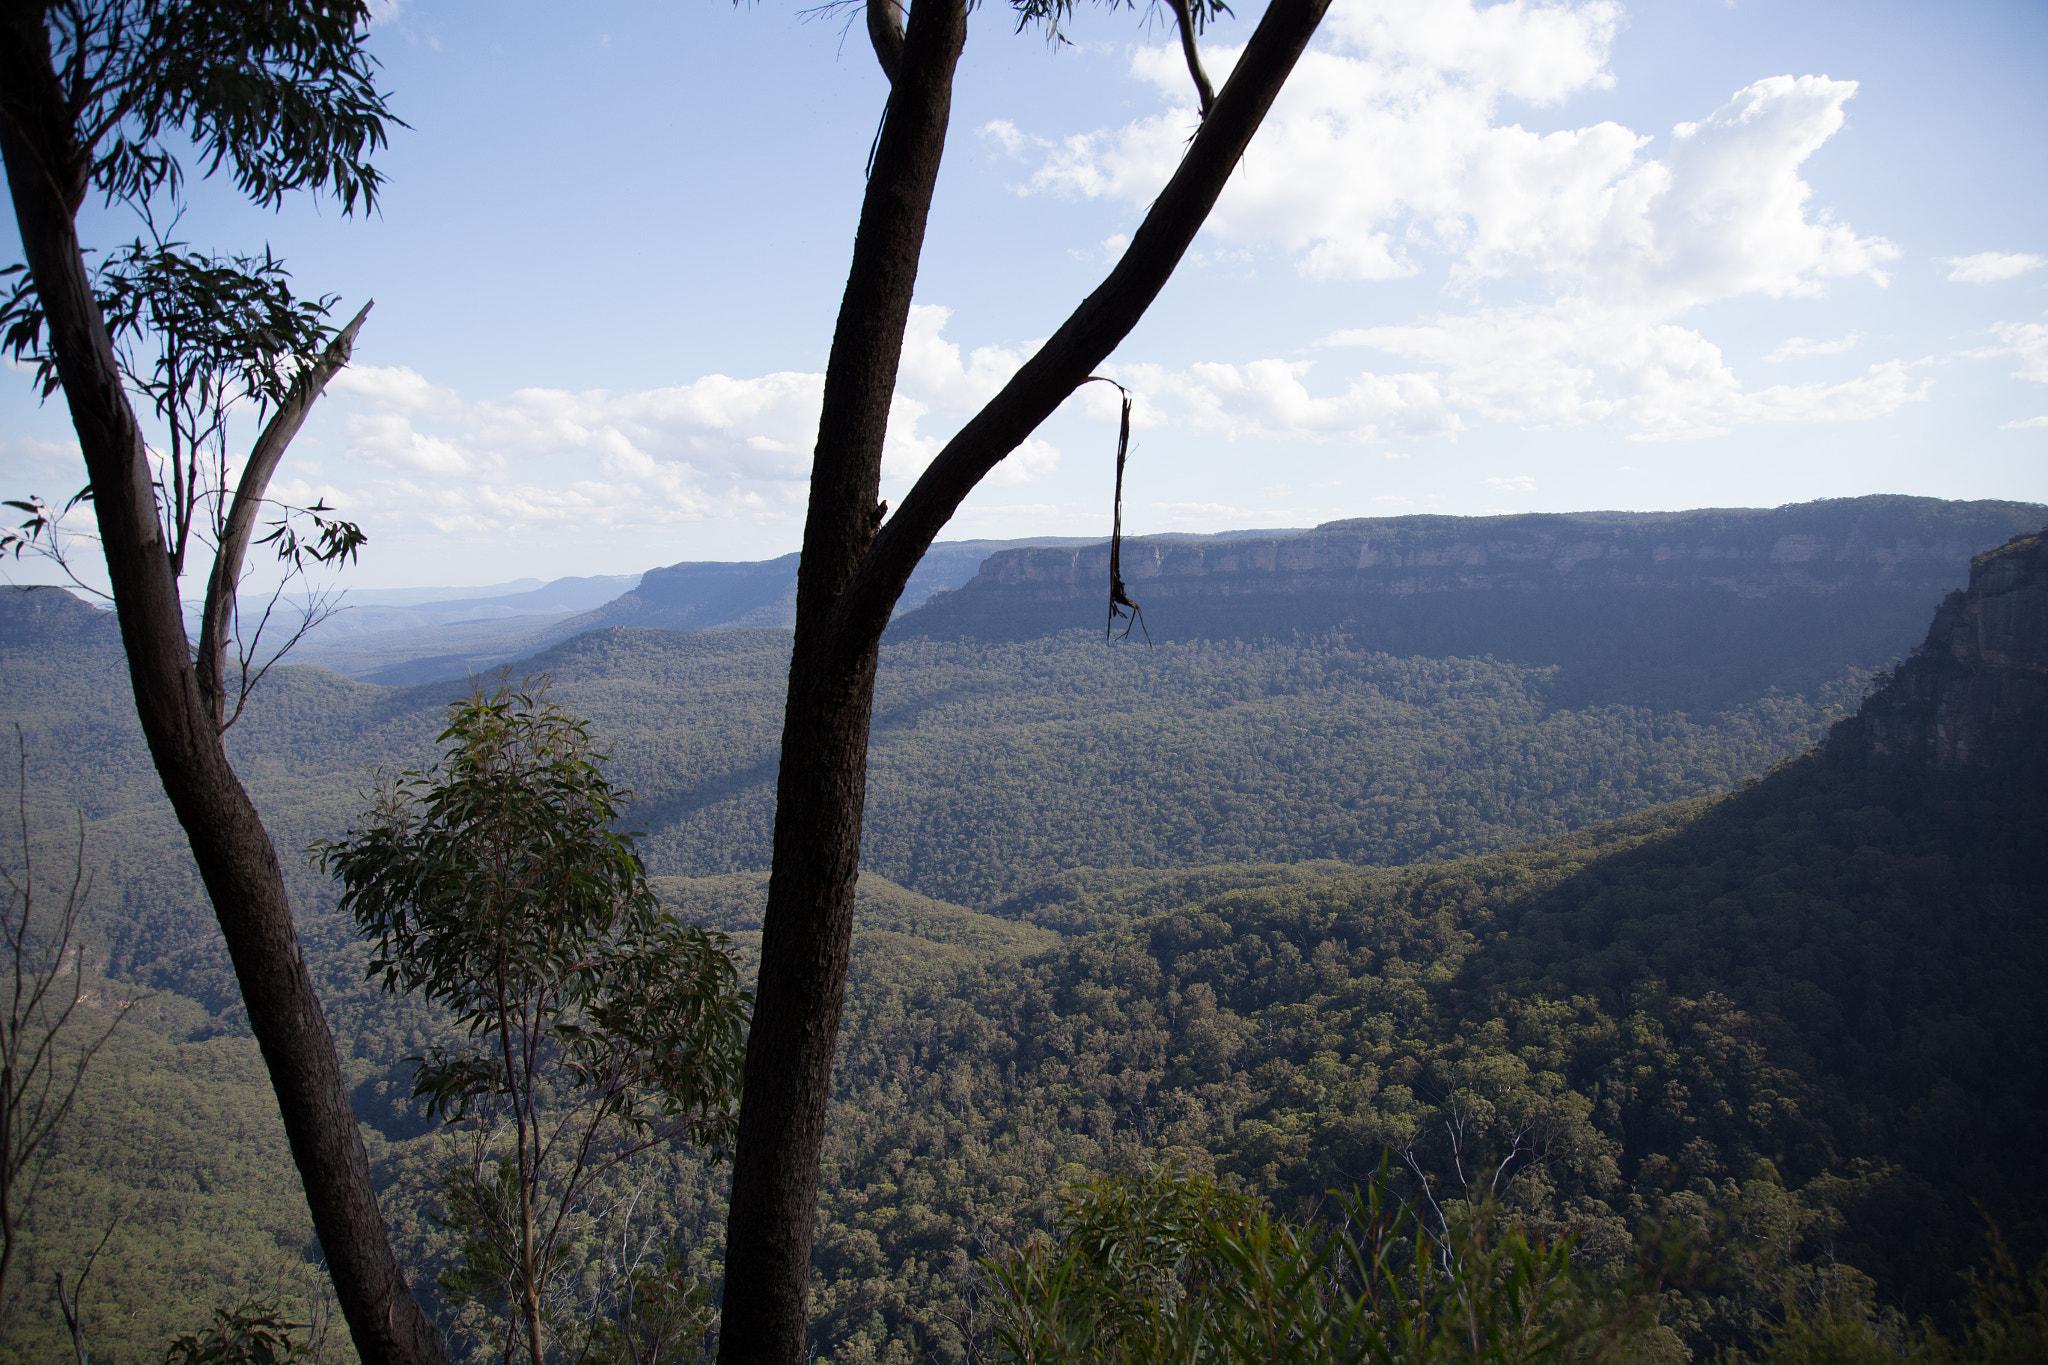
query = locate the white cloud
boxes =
[1627,76,1897,307]
[986,438,1061,486]
[1988,318,2048,383]
[880,305,1051,481]
[1333,300,1925,440]
[1112,296,1925,446]
[1012,5,1894,305]
[896,304,1028,413]
[1105,357,1460,444]
[980,119,1029,158]
[994,1,1903,446]
[1945,252,2046,284]
[343,410,477,474]
[1765,333,1864,361]
[0,433,82,471]
[330,364,463,417]
[313,310,1062,544]
[1485,474,1536,492]
[2003,415,2048,430]
[1322,0,1622,105]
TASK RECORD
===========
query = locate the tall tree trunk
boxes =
[0,18,447,1365]
[714,1,969,1360]
[715,0,1332,1359]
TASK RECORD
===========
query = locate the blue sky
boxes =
[4,0,2045,590]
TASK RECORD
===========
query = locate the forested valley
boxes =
[3,499,2045,1363]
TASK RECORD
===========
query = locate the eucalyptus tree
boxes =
[319,678,750,1365]
[0,3,442,1362]
[721,0,1335,1357]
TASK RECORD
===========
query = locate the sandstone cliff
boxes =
[1831,526,2048,768]
[937,497,2042,606]
[894,496,2047,714]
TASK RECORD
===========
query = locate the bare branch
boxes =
[223,576,349,732]
[0,728,135,1326]
[1166,0,1217,117]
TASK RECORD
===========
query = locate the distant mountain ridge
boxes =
[544,531,1302,642]
[896,496,2047,712]
[324,536,1109,685]
[918,496,2040,608]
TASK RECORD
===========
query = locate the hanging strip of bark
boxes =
[1083,377,1149,644]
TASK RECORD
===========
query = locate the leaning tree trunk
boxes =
[715,0,1334,1358]
[0,18,448,1365]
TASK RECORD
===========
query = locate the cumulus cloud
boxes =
[1013,4,1893,305]
[1326,301,1924,440]
[1114,297,1921,449]
[998,0,1905,444]
[313,310,1059,542]
[896,304,1029,414]
[1988,318,2048,384]
[1104,357,1461,443]
[1945,252,2045,284]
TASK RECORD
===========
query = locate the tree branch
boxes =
[1167,0,1217,117]
[826,0,1332,659]
[193,299,370,729]
[866,0,906,84]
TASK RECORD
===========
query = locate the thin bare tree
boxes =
[0,731,132,1348]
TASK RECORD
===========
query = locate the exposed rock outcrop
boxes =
[893,497,2047,713]
[1831,526,2048,768]
[934,497,2045,607]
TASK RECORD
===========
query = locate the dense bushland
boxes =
[2,582,2041,1360]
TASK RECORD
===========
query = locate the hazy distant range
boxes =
[221,532,1296,687]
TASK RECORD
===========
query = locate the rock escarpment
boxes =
[894,496,2047,713]
[1832,526,2048,768]
[934,497,2042,607]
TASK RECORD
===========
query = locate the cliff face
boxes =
[1832,527,2048,768]
[950,498,2043,605]
[893,497,2048,715]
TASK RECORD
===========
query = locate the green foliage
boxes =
[46,0,394,214]
[975,1163,1648,1365]
[316,676,749,1144]
[315,676,747,1362]
[774,736,2046,1360]
[0,1003,339,1365]
[163,1301,316,1365]
[0,556,2039,1362]
[585,1248,718,1365]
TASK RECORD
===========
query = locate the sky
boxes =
[2,0,2045,591]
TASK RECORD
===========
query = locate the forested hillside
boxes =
[3,505,2043,1362]
[0,575,1862,977]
